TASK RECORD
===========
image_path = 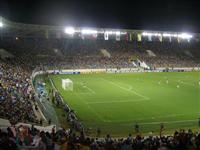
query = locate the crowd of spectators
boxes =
[0,58,38,124]
[1,125,200,150]
[1,38,200,70]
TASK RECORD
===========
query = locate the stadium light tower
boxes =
[64,27,75,34]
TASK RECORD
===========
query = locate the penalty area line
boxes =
[74,93,108,122]
[77,81,96,94]
[100,78,150,100]
[83,85,96,94]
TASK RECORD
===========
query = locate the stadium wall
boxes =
[31,67,200,78]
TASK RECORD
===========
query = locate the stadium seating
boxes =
[0,38,200,69]
[1,123,200,149]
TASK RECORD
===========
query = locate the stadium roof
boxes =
[0,16,198,40]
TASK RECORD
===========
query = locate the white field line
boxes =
[100,78,150,100]
[102,112,200,124]
[137,119,198,125]
[83,85,96,94]
[86,98,148,104]
[74,92,108,122]
[57,77,106,121]
[76,82,96,94]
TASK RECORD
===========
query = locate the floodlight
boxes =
[120,32,127,35]
[163,33,171,37]
[163,33,178,37]
[142,32,161,37]
[116,31,121,35]
[178,33,192,39]
[105,31,113,34]
[142,32,148,36]
[64,27,75,34]
[81,29,97,34]
[0,22,3,28]
[154,33,162,36]
[105,31,125,35]
[142,32,152,36]
[171,34,178,37]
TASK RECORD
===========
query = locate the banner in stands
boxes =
[129,33,132,41]
[137,34,142,41]
[104,32,109,40]
[116,33,120,41]
[159,36,163,42]
[157,67,199,72]
[59,71,80,75]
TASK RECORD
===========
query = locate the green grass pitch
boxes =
[50,72,200,136]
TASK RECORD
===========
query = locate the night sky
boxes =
[0,0,199,32]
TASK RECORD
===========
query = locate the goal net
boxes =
[62,79,73,91]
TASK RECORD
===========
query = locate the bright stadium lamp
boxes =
[171,34,178,37]
[178,33,193,39]
[163,33,178,37]
[0,22,3,28]
[105,31,113,34]
[116,31,121,35]
[163,33,171,37]
[143,32,161,37]
[154,33,162,36]
[142,32,147,36]
[120,32,127,35]
[64,27,75,34]
[142,32,152,36]
[81,29,97,34]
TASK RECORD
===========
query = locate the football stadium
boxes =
[0,15,200,149]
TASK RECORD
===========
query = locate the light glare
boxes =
[142,32,161,37]
[81,29,97,34]
[116,31,121,35]
[64,27,75,34]
[163,33,178,37]
[162,33,192,39]
[105,31,113,34]
[0,22,3,27]
[178,33,193,39]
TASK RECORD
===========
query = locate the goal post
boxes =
[62,79,73,91]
